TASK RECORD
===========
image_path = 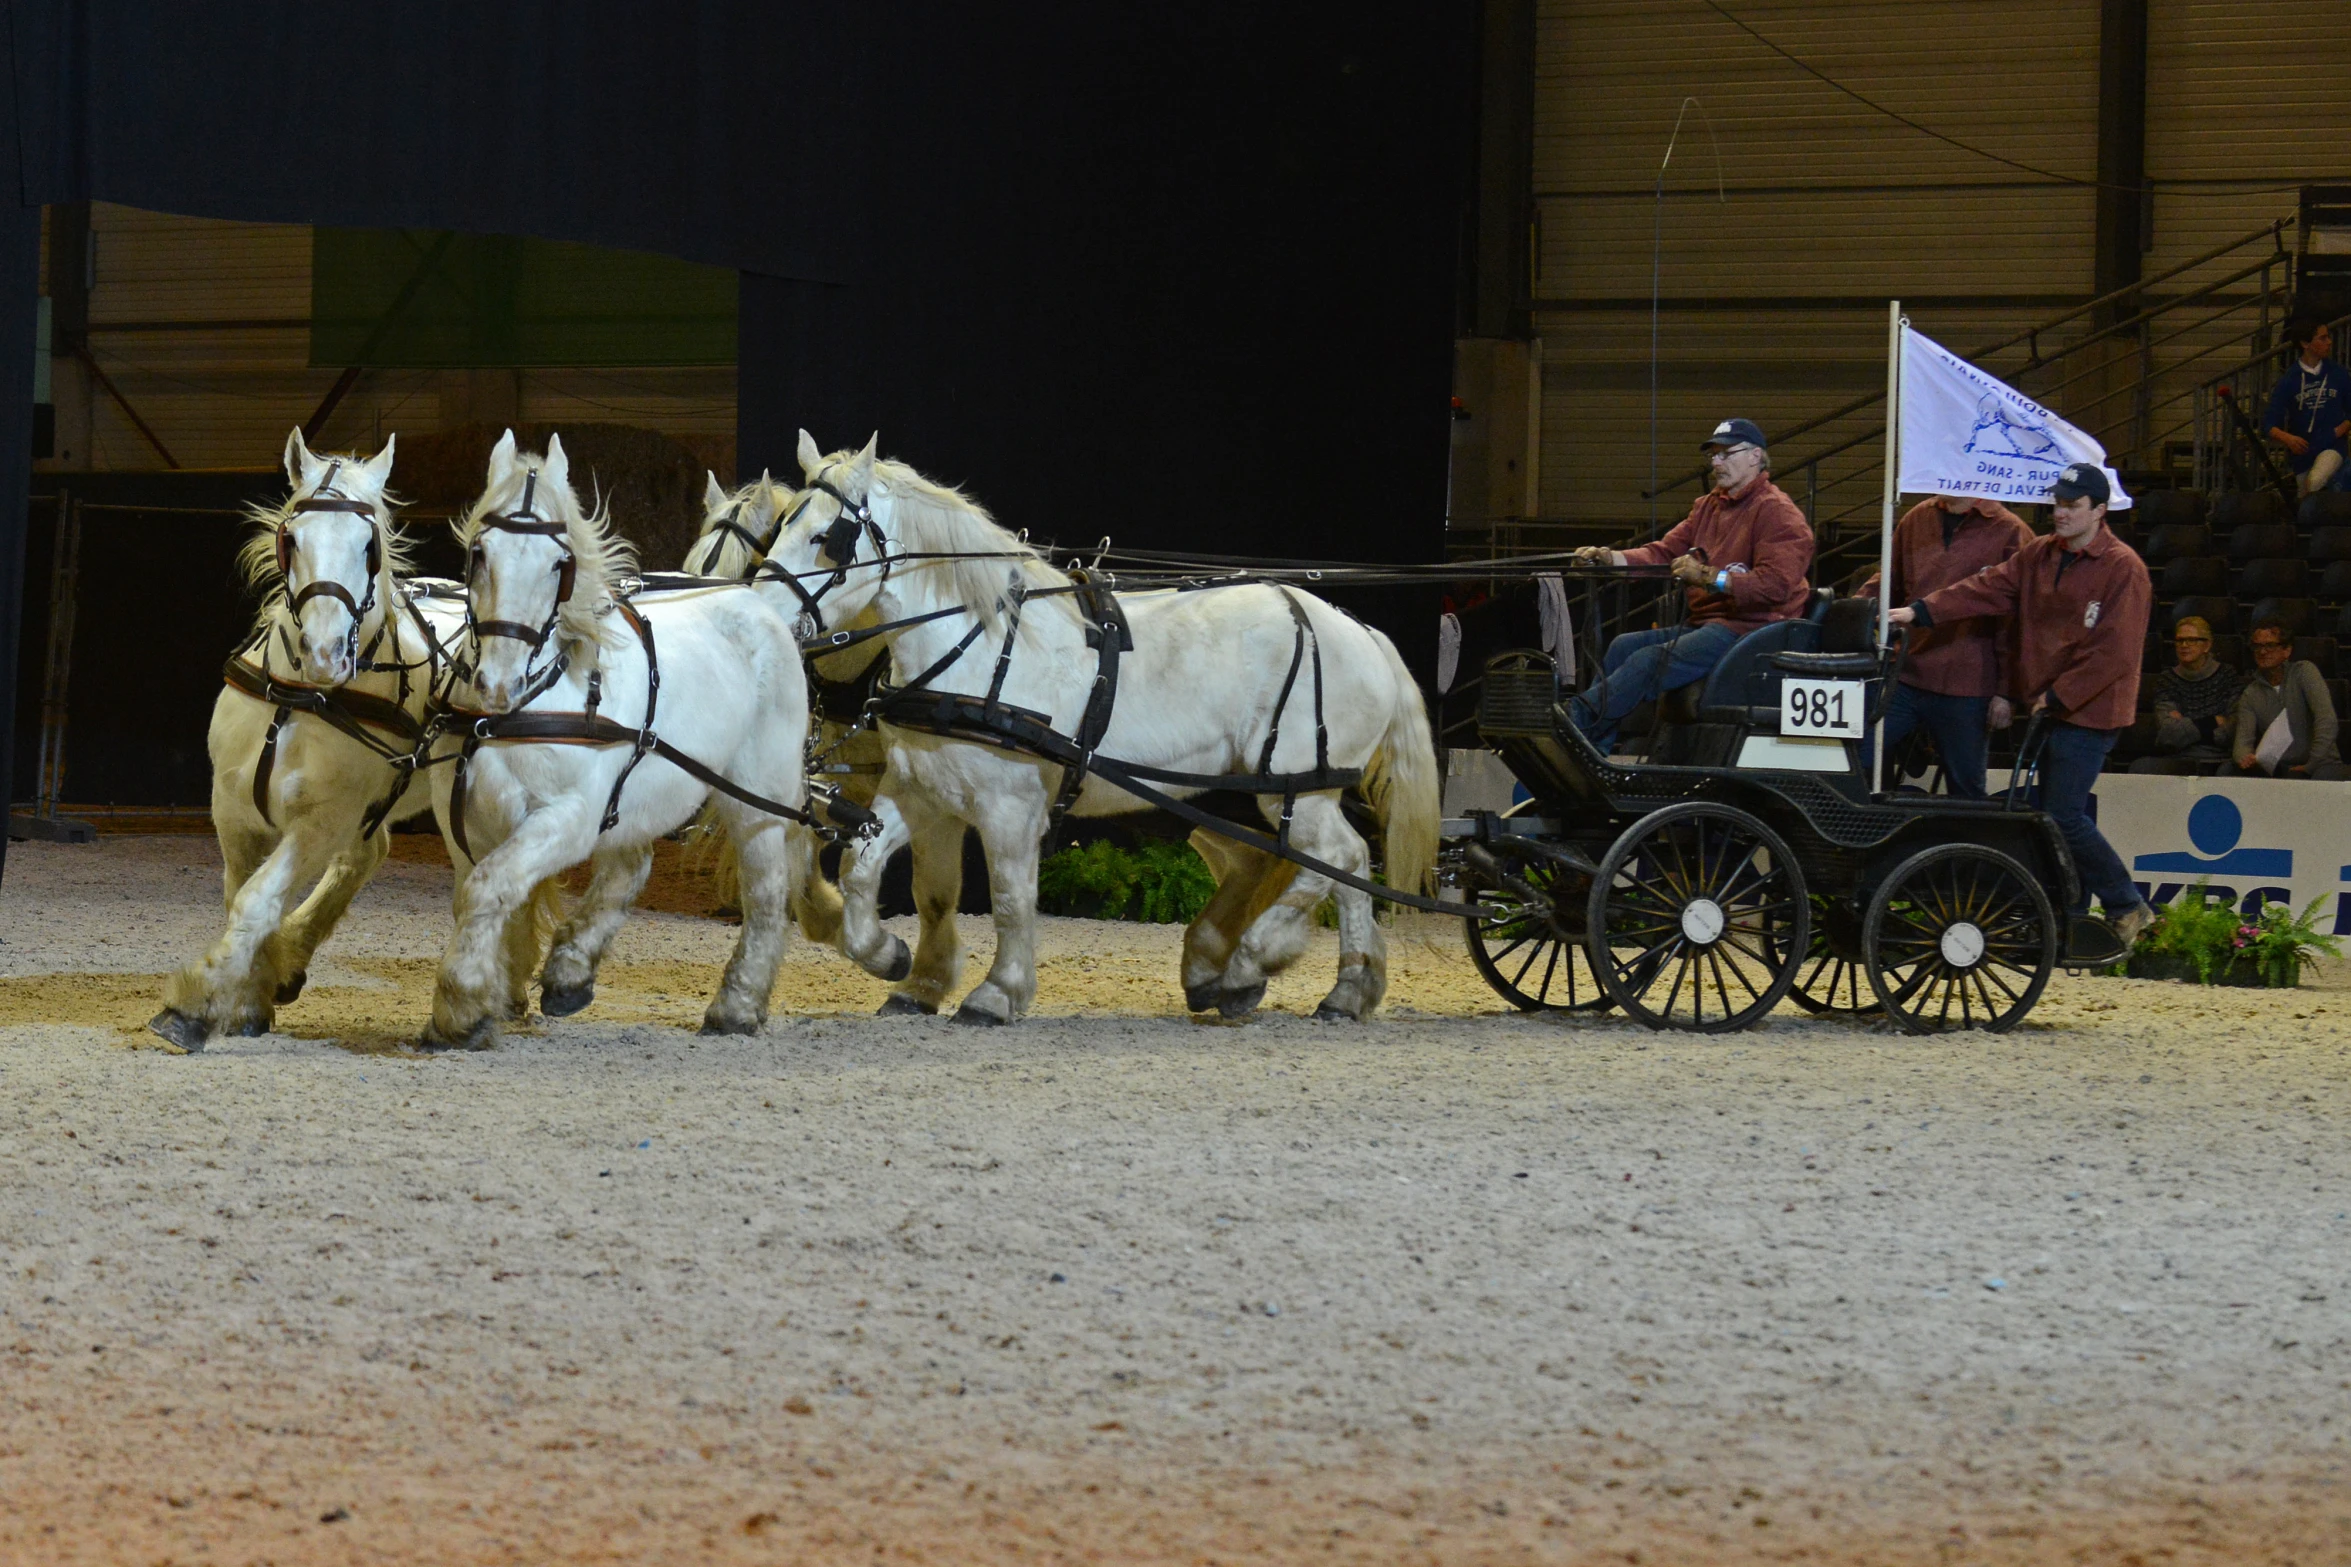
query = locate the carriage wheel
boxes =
[1585,802,1809,1032]
[1463,849,1612,1013]
[1862,843,2056,1033]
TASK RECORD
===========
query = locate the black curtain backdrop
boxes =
[0,1,1475,885]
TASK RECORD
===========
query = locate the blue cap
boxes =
[1701,417,1766,451]
[2051,463,2110,504]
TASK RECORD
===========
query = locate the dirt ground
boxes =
[0,833,2344,1566]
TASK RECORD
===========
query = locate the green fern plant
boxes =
[1037,839,1216,924]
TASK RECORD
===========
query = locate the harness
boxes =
[233,473,456,839]
[437,594,875,862]
[857,575,1449,919]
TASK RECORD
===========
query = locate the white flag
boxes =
[1897,325,2132,510]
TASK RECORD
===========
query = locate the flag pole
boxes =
[1873,299,1901,797]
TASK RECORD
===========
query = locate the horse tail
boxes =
[1358,625,1441,900]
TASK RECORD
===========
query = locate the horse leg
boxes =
[424,805,595,1050]
[1284,795,1386,1021]
[955,794,1046,1026]
[790,837,846,947]
[153,823,339,1048]
[540,844,654,1016]
[836,794,916,983]
[502,879,566,1021]
[701,815,805,1035]
[258,823,392,1006]
[886,806,969,1017]
[1179,830,1300,1019]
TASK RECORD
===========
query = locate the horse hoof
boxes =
[419,1017,498,1053]
[1184,981,1220,1013]
[228,1014,273,1038]
[540,982,595,1018]
[699,1014,763,1037]
[1216,983,1267,1020]
[146,1010,211,1053]
[273,970,308,1005]
[953,1004,1009,1027]
[1312,1003,1360,1023]
[877,993,937,1018]
[882,936,913,983]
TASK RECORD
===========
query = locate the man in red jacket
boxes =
[1566,418,1815,751]
[1863,494,2034,796]
[1887,464,2156,948]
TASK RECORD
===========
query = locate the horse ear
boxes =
[488,428,519,486]
[849,432,878,488]
[284,427,317,486]
[703,470,728,512]
[542,432,571,495]
[362,432,396,487]
[796,428,822,477]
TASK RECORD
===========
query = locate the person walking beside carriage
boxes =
[1565,417,1815,752]
[1861,493,2034,797]
[1885,464,2158,951]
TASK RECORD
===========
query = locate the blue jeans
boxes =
[1881,683,1991,798]
[2032,721,2142,916]
[1568,622,1740,752]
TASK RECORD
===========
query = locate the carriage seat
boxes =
[1648,594,1879,770]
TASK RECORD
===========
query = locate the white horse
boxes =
[422,432,814,1048]
[761,432,1441,1025]
[151,430,470,1050]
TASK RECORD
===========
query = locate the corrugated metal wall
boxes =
[1533,0,2332,544]
[58,202,736,474]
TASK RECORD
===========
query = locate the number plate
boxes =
[1780,678,1865,739]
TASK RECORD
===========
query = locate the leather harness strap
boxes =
[440,595,874,863]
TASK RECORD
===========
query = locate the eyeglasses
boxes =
[2174,635,2211,645]
[2250,640,2289,652]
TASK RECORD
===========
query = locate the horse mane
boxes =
[236,455,415,621]
[457,444,638,655]
[850,454,1070,635]
[684,473,797,576]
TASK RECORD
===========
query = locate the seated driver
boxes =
[1567,417,1816,752]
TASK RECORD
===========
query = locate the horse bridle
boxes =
[756,472,889,635]
[465,471,578,680]
[275,460,385,672]
[692,495,787,575]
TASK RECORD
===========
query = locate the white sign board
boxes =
[2074,773,2351,930]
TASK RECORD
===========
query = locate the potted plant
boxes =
[2123,881,2341,987]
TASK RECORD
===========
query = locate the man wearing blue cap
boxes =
[1566,417,1816,751]
[1888,462,2158,954]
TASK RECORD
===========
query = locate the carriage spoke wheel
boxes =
[1464,851,1611,1013]
[1862,843,2056,1033]
[1585,802,1809,1033]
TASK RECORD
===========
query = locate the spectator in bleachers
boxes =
[2233,616,2342,777]
[1860,494,2032,796]
[2128,614,2244,774]
[2264,317,2351,496]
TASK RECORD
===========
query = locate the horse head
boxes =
[765,429,889,639]
[263,427,401,687]
[683,468,798,578]
[459,429,634,712]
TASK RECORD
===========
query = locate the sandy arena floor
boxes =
[0,833,2345,1566]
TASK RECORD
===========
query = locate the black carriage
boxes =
[1449,588,2107,1033]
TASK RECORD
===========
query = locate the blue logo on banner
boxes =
[2130,794,2293,876]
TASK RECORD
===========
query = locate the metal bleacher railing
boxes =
[1456,214,2333,609]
